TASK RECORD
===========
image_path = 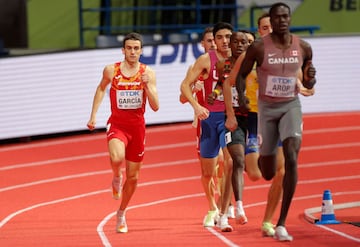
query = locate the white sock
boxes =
[236,200,243,208]
[117,209,125,217]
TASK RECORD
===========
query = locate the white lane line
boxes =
[0,124,193,152]
[316,224,360,243]
[1,161,360,193]
[2,140,360,171]
[0,123,358,152]
[97,191,360,246]
[1,176,359,246]
[302,142,360,151]
[0,142,196,171]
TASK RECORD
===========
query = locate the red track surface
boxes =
[1,112,359,246]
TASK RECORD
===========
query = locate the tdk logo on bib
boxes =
[119,91,140,97]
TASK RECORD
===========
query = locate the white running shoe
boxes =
[217,214,233,232]
[235,206,248,224]
[112,175,123,200]
[227,205,235,219]
[203,210,218,227]
[274,226,293,241]
[116,213,128,233]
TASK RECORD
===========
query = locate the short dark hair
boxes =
[238,29,256,41]
[257,13,270,27]
[213,22,233,37]
[201,27,213,41]
[123,32,143,48]
[269,2,291,17]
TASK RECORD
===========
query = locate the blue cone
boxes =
[316,190,340,224]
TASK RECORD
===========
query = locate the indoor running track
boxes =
[0,112,359,247]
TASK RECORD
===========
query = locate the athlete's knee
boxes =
[247,169,262,181]
[232,152,245,169]
[276,165,285,178]
[283,137,301,154]
[109,151,125,164]
[201,167,215,179]
[275,158,285,177]
[125,173,139,186]
[223,157,233,174]
[283,137,301,165]
[259,155,277,181]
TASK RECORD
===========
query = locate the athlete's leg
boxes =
[119,160,142,211]
[108,138,125,177]
[108,138,126,200]
[245,113,262,181]
[200,157,219,212]
[245,135,261,181]
[220,147,233,214]
[245,152,261,181]
[229,143,245,203]
[218,147,234,231]
[263,146,285,223]
[215,149,224,209]
[258,155,277,180]
[257,107,279,181]
[228,142,247,224]
[116,160,141,233]
[276,136,301,227]
[261,146,285,236]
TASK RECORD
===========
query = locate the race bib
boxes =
[231,86,239,107]
[265,75,296,98]
[116,89,143,109]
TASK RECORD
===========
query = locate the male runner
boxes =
[235,3,316,241]
[87,32,159,233]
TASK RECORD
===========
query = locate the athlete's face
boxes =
[122,40,142,64]
[230,32,249,59]
[270,6,291,34]
[245,33,255,45]
[214,28,232,54]
[201,32,216,53]
[258,17,272,37]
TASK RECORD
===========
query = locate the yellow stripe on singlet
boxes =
[245,68,258,113]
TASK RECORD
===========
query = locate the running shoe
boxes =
[217,214,233,232]
[274,226,293,241]
[203,210,218,227]
[261,222,275,237]
[112,175,122,200]
[116,213,128,233]
[227,205,235,219]
[235,206,248,224]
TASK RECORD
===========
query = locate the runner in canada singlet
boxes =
[257,35,303,103]
[257,34,303,156]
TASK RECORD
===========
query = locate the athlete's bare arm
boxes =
[300,39,316,89]
[180,53,211,120]
[236,41,260,111]
[223,53,245,131]
[179,65,193,104]
[87,65,114,130]
[143,66,159,111]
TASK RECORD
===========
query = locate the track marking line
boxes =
[1,162,360,193]
[0,123,358,152]
[1,177,359,245]
[1,140,360,171]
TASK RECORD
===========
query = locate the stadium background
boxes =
[0,0,360,141]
